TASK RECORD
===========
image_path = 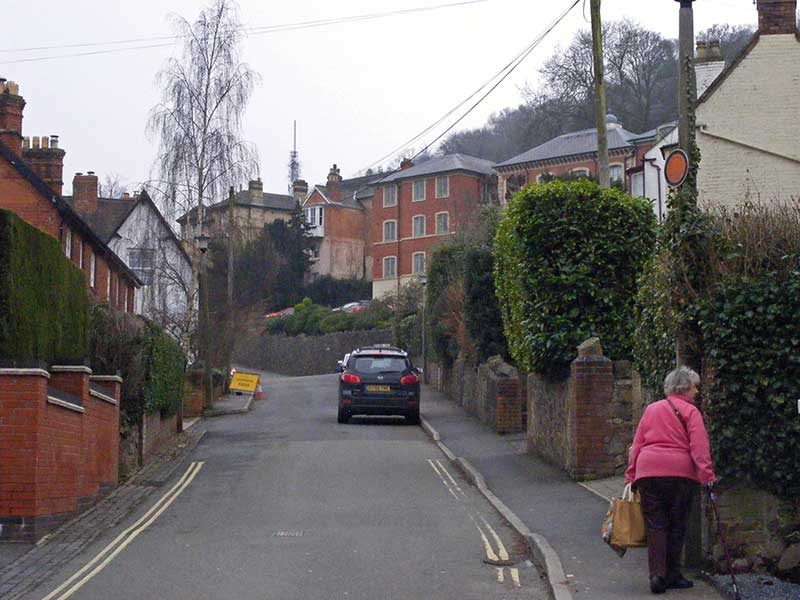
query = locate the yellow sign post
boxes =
[230,372,259,394]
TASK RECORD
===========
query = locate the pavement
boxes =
[203,391,254,416]
[420,382,726,600]
[0,426,207,600]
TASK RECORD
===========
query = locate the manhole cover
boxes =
[273,530,304,537]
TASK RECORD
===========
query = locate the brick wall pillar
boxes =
[568,338,615,479]
[0,368,48,540]
[89,375,121,492]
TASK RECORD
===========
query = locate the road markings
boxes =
[42,461,204,600]
[427,458,522,588]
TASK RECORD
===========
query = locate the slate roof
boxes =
[176,190,298,224]
[312,171,391,209]
[0,140,142,286]
[496,124,641,169]
[378,154,495,183]
[65,191,193,265]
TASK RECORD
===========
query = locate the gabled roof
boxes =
[65,190,192,265]
[0,140,142,286]
[308,171,390,210]
[496,123,640,169]
[176,189,298,224]
[378,154,495,183]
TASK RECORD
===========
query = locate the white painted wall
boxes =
[108,201,194,329]
[696,34,800,207]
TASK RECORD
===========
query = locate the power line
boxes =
[0,0,490,61]
[359,0,581,173]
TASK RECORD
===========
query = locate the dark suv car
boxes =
[337,346,421,424]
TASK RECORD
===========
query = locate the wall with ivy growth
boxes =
[494,181,657,377]
[0,209,89,365]
[464,246,508,362]
[143,321,186,416]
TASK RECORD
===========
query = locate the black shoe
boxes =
[650,575,667,594]
[666,574,694,589]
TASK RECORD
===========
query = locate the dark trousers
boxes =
[637,477,697,579]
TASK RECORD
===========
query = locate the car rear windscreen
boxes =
[352,356,407,373]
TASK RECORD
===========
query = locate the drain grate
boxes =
[273,530,304,537]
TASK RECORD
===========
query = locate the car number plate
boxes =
[367,385,391,392]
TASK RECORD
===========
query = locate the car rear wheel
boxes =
[405,409,420,425]
[337,406,350,424]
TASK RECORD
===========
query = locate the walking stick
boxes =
[707,487,742,600]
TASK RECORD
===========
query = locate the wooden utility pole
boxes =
[590,0,610,188]
[677,0,697,164]
[227,186,235,307]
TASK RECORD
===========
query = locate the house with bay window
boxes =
[371,154,497,298]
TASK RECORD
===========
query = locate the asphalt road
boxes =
[29,373,548,600]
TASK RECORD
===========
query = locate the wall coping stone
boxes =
[577,337,603,357]
[0,368,50,378]
[89,389,117,405]
[51,365,93,374]
[90,374,123,383]
[47,395,85,413]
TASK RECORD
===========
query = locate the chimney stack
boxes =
[696,40,723,64]
[22,134,66,195]
[72,171,99,214]
[0,80,25,157]
[327,164,342,202]
[757,0,797,35]
[400,158,414,171]
[248,178,263,202]
[292,179,309,204]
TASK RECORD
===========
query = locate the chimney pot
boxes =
[757,0,797,35]
[32,136,40,149]
[41,136,49,149]
[50,135,59,148]
[0,80,25,156]
[22,136,30,149]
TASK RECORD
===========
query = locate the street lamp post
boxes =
[195,230,213,409]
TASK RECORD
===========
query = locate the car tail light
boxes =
[341,373,361,385]
[400,374,419,386]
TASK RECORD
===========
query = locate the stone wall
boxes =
[142,411,177,462]
[234,329,393,376]
[527,338,636,480]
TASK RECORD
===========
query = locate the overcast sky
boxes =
[3,0,760,197]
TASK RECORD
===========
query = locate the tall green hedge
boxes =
[427,242,468,367]
[0,209,88,364]
[494,181,657,377]
[464,246,508,362]
[144,321,186,416]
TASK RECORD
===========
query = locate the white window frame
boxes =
[383,220,397,242]
[412,252,426,275]
[78,241,84,269]
[106,269,111,300]
[570,168,591,177]
[435,211,450,234]
[412,179,426,202]
[306,207,317,227]
[609,164,624,183]
[382,185,397,208]
[64,228,72,259]
[536,172,550,184]
[412,215,426,238]
[435,176,449,199]
[90,252,96,288]
[317,206,324,228]
[383,256,397,278]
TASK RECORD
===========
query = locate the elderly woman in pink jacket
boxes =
[625,366,716,595]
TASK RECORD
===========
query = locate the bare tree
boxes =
[99,172,130,199]
[147,0,259,228]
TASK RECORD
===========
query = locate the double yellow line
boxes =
[42,461,205,600]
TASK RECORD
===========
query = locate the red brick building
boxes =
[0,80,140,309]
[371,154,497,298]
[302,165,387,281]
[494,115,654,203]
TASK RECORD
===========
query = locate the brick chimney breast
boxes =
[22,133,66,195]
[73,172,99,214]
[327,164,342,202]
[248,178,263,202]
[757,0,797,35]
[0,80,25,157]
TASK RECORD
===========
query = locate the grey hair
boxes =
[664,366,700,396]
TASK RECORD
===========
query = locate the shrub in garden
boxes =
[427,242,469,367]
[494,180,657,377]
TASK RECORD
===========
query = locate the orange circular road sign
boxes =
[665,150,690,188]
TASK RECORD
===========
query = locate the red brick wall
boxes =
[0,368,121,540]
[371,172,487,279]
[142,411,177,462]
